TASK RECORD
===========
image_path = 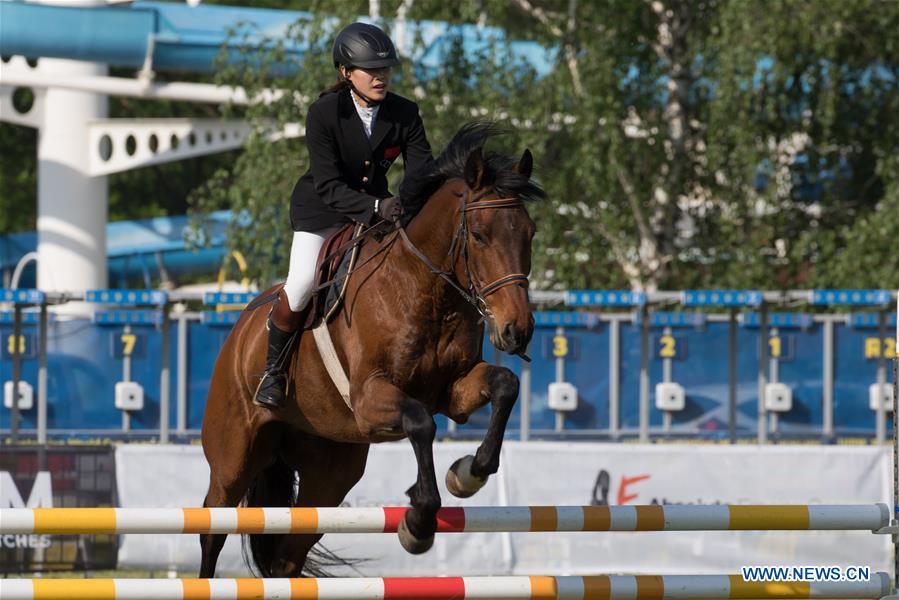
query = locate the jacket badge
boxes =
[383,146,401,159]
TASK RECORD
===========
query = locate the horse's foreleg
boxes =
[399,398,440,554]
[444,362,519,498]
[355,376,440,555]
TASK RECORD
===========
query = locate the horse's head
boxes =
[456,147,538,356]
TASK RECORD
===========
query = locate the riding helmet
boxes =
[332,22,400,70]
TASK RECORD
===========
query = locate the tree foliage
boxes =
[190,0,898,290]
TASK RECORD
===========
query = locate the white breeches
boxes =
[283,225,343,312]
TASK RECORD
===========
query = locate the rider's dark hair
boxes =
[321,69,351,97]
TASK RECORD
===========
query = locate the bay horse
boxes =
[199,123,544,577]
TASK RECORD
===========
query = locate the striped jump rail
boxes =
[0,574,892,600]
[0,504,889,535]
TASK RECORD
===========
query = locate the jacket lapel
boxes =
[338,89,372,157]
[369,95,395,151]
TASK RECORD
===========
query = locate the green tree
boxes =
[187,0,899,290]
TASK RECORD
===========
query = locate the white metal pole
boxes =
[662,326,672,433]
[176,315,188,435]
[769,327,780,437]
[37,303,48,444]
[554,326,565,432]
[36,55,108,304]
[876,309,887,445]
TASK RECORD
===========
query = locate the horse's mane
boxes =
[403,121,546,207]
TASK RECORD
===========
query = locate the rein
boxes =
[396,189,532,361]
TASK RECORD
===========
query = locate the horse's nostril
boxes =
[502,323,514,343]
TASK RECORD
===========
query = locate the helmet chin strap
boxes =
[340,67,382,107]
[349,82,381,107]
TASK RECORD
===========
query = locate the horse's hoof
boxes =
[397,516,434,555]
[445,455,487,498]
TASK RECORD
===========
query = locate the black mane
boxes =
[403,121,546,207]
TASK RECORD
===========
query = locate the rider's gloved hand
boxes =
[376,196,404,223]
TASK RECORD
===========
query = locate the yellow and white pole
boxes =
[0,504,890,535]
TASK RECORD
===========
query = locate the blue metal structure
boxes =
[0,0,555,76]
[1,211,233,288]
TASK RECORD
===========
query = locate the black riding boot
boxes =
[253,319,297,408]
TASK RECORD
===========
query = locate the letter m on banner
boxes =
[0,471,52,508]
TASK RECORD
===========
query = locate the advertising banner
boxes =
[1,445,118,573]
[114,442,890,576]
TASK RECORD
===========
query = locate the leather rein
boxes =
[396,189,531,361]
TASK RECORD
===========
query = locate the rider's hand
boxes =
[376,196,404,223]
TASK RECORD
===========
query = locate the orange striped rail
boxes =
[0,574,891,600]
[0,504,890,535]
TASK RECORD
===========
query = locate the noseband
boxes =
[397,189,528,324]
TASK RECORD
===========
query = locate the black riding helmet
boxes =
[332,22,401,70]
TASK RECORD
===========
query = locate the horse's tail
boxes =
[241,456,361,577]
[242,456,294,578]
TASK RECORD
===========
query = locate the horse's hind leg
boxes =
[199,413,280,577]
[199,479,245,578]
[269,435,369,576]
[443,362,519,498]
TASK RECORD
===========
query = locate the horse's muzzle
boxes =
[492,317,534,356]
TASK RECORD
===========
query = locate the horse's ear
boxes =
[514,149,533,179]
[464,147,485,190]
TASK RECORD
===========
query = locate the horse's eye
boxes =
[471,230,486,244]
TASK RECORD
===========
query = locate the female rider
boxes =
[255,22,435,408]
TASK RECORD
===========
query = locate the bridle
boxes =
[396,188,531,359]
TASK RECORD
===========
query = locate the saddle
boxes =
[303,222,366,329]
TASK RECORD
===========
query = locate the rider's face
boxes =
[345,66,392,102]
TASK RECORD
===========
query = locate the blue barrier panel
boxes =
[0,311,52,325]
[681,290,762,307]
[201,311,241,326]
[185,321,230,430]
[616,322,764,438]
[850,312,898,329]
[93,310,162,326]
[564,290,645,307]
[0,289,45,304]
[521,328,555,431]
[0,318,176,432]
[618,321,651,432]
[2,311,890,439]
[203,292,255,306]
[767,322,824,435]
[833,322,896,436]
[534,311,602,328]
[809,289,891,306]
[642,312,706,328]
[85,289,167,306]
[740,312,813,329]
[554,327,609,430]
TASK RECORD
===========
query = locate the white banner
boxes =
[115,442,891,576]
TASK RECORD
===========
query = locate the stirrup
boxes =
[253,370,287,408]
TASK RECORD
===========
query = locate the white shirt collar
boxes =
[350,90,379,139]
